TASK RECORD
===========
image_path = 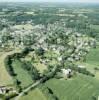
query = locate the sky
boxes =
[0,0,99,3]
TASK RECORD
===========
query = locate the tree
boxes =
[35,47,45,56]
[92,96,97,100]
[30,67,40,80]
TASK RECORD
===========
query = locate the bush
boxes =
[0,94,6,100]
[20,60,40,81]
[40,86,59,100]
[22,47,34,56]
[66,65,95,77]
[35,47,45,56]
[5,93,18,100]
[4,55,16,76]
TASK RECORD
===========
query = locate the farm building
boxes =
[61,68,72,78]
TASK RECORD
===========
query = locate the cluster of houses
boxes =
[0,21,96,80]
[0,24,45,48]
[0,20,96,52]
[61,68,72,78]
[0,86,17,95]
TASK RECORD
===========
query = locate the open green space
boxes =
[12,60,33,88]
[44,50,59,58]
[0,52,13,86]
[86,46,99,66]
[19,88,47,100]
[82,46,99,79]
[91,25,99,32]
[76,45,99,81]
[0,50,21,86]
[44,74,99,100]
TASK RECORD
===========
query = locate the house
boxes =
[61,68,72,78]
[57,56,62,61]
[0,86,17,95]
[67,57,74,62]
[0,87,6,94]
[78,65,85,68]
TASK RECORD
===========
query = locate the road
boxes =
[15,66,57,100]
[15,79,42,100]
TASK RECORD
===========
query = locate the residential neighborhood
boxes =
[0,1,99,100]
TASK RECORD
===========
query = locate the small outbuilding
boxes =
[61,68,72,78]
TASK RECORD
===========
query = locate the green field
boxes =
[0,50,21,86]
[44,74,99,100]
[85,46,99,79]
[86,46,99,66]
[0,52,13,86]
[12,60,33,88]
[91,25,99,32]
[19,88,47,100]
[76,46,99,72]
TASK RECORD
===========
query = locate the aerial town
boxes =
[0,2,99,100]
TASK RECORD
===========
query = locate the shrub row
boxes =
[67,65,95,77]
[4,47,34,77]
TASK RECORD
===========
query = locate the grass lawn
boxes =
[33,62,47,73]
[91,25,99,32]
[44,50,59,59]
[78,46,99,80]
[86,46,99,66]
[12,24,33,30]
[12,60,33,88]
[44,74,99,100]
[76,61,99,80]
[91,25,99,29]
[0,52,13,86]
[0,50,21,86]
[19,88,47,100]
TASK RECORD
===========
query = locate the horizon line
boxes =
[0,1,99,3]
